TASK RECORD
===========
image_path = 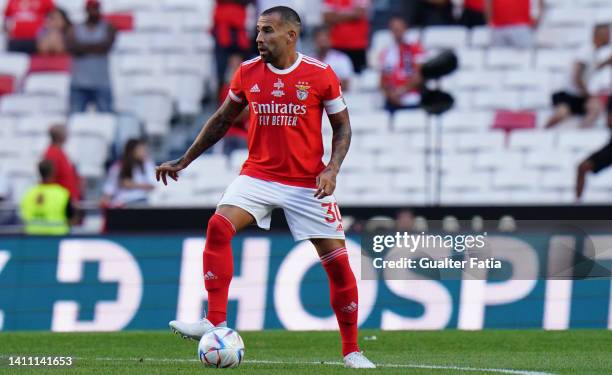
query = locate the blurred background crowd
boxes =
[1,0,612,234]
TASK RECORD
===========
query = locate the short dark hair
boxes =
[262,6,302,30]
[39,160,55,180]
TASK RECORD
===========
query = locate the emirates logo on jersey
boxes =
[271,78,285,97]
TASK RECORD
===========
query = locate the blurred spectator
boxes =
[395,208,415,231]
[3,0,55,54]
[545,24,611,129]
[213,0,252,96]
[313,26,354,90]
[486,0,544,48]
[459,0,486,28]
[379,16,425,113]
[20,160,74,235]
[101,139,156,208]
[219,54,248,156]
[576,100,612,200]
[415,0,454,27]
[67,0,116,113]
[322,0,369,74]
[36,7,71,55]
[43,124,82,202]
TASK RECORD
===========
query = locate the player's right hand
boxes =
[155,158,187,186]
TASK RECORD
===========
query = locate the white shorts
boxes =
[218,175,346,241]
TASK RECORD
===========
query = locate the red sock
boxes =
[321,247,360,356]
[203,213,235,326]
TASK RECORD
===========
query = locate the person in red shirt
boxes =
[212,0,252,96]
[485,0,544,48]
[43,124,82,201]
[322,0,369,73]
[156,6,375,369]
[460,0,486,28]
[379,16,425,113]
[3,0,55,53]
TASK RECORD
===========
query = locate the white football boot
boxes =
[343,351,376,368]
[169,318,226,341]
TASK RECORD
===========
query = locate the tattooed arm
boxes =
[156,97,246,185]
[315,108,352,199]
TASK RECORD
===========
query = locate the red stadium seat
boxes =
[0,75,15,96]
[105,13,134,31]
[28,54,72,73]
[492,110,536,132]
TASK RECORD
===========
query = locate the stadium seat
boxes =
[150,32,193,54]
[341,152,375,172]
[113,32,151,54]
[343,92,383,112]
[117,54,162,75]
[441,110,493,133]
[392,172,427,191]
[0,94,66,115]
[16,115,66,136]
[422,26,468,49]
[493,170,538,190]
[182,11,214,32]
[440,153,475,173]
[474,151,524,171]
[353,69,380,92]
[543,8,594,27]
[163,54,211,76]
[165,73,205,115]
[456,48,485,70]
[192,32,215,53]
[451,71,502,90]
[349,110,389,133]
[473,90,521,110]
[442,172,489,191]
[519,90,552,110]
[24,73,70,98]
[509,130,556,150]
[106,0,155,12]
[68,113,118,144]
[66,134,109,178]
[503,70,551,90]
[535,49,574,71]
[392,109,428,132]
[557,130,609,151]
[28,55,72,73]
[134,11,182,32]
[525,150,571,170]
[0,53,30,82]
[470,26,490,47]
[375,151,424,171]
[486,49,532,70]
[536,27,589,48]
[0,75,15,96]
[540,170,574,190]
[104,13,134,31]
[127,94,173,136]
[492,110,536,131]
[455,131,505,153]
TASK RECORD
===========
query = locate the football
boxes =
[198,327,245,368]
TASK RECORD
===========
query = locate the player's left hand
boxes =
[155,158,187,186]
[314,166,337,199]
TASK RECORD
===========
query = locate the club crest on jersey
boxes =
[295,82,310,101]
[271,78,285,97]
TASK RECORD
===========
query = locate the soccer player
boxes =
[155,6,375,369]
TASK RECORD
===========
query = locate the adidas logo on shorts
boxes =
[336,223,344,232]
[204,271,218,280]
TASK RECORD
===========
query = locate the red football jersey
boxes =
[229,53,346,188]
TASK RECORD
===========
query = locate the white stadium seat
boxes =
[557,130,609,151]
[0,53,30,82]
[470,26,490,47]
[509,130,557,150]
[68,113,118,144]
[16,115,66,136]
[474,151,524,171]
[486,49,532,70]
[441,110,493,133]
[455,131,505,153]
[128,94,173,136]
[423,26,468,49]
[350,110,390,133]
[392,109,428,132]
[23,73,70,98]
[493,170,538,190]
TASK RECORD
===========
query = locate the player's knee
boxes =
[206,214,236,245]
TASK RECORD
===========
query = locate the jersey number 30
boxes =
[321,203,342,223]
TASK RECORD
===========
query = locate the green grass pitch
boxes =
[0,330,610,374]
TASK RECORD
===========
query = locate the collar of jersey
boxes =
[266,53,302,75]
